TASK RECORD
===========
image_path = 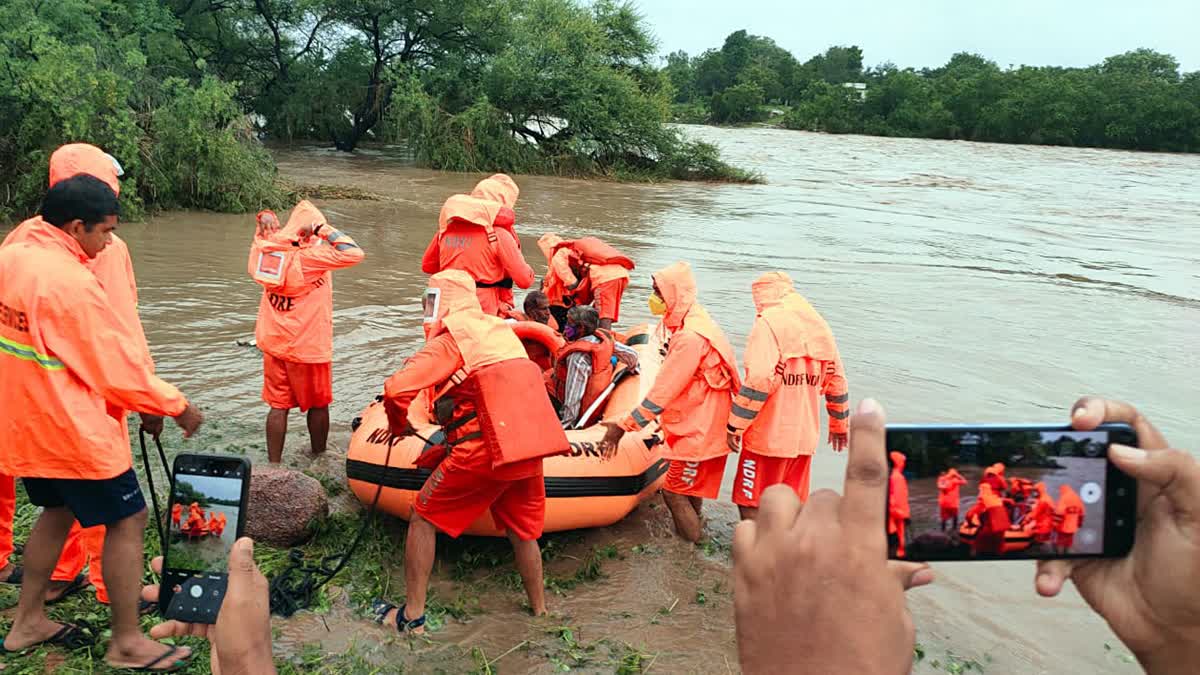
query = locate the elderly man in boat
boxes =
[546,305,639,429]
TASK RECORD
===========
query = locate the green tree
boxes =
[783,81,862,133]
[710,82,765,124]
[663,50,696,103]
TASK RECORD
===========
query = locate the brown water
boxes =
[9,126,1198,672]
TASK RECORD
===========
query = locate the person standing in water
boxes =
[470,175,524,312]
[888,451,911,557]
[617,262,740,542]
[937,466,968,531]
[373,271,568,633]
[250,201,364,464]
[1054,484,1086,554]
[725,272,849,521]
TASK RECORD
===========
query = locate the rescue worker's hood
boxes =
[424,270,485,340]
[257,200,327,251]
[49,143,122,195]
[653,261,698,331]
[471,174,519,208]
[752,271,838,362]
[538,233,564,261]
[438,194,501,234]
[1059,485,1082,504]
[889,451,906,471]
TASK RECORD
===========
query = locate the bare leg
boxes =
[663,491,703,543]
[507,531,547,616]
[105,509,191,669]
[383,513,437,635]
[4,507,73,651]
[266,407,289,464]
[306,407,329,455]
[688,496,703,517]
[738,505,758,521]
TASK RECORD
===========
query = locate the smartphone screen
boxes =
[160,454,250,623]
[885,424,1137,562]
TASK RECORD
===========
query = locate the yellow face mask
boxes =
[648,293,667,316]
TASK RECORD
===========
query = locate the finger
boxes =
[1110,445,1200,512]
[841,398,889,533]
[755,484,804,536]
[1035,559,1074,597]
[151,556,163,575]
[797,489,839,527]
[732,518,758,568]
[888,561,935,591]
[149,620,210,640]
[227,537,262,591]
[141,584,160,603]
[1070,397,1168,449]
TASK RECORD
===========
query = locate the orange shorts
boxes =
[592,278,628,322]
[663,455,728,499]
[415,463,546,540]
[262,353,332,412]
[732,451,813,508]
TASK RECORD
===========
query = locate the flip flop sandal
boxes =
[370,599,426,634]
[46,573,89,605]
[0,565,24,585]
[122,645,191,673]
[0,620,96,654]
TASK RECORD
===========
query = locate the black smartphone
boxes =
[884,424,1137,562]
[159,453,251,623]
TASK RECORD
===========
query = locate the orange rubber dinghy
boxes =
[346,323,668,536]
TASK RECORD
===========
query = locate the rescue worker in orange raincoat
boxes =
[0,174,202,668]
[1031,481,1056,545]
[2,145,166,613]
[539,235,635,331]
[371,270,569,634]
[538,233,574,328]
[171,503,183,531]
[421,188,533,316]
[615,262,740,542]
[470,175,523,310]
[1054,484,1086,554]
[250,201,364,464]
[982,464,1008,495]
[887,452,911,557]
[972,483,1011,556]
[937,467,968,531]
[725,272,849,521]
[546,305,639,428]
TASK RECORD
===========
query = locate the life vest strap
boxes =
[475,278,514,289]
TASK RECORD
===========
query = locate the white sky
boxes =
[634,0,1199,72]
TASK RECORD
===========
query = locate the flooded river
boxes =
[9,126,1198,672]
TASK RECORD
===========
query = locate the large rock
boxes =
[245,466,329,547]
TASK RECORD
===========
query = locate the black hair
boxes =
[39,174,119,231]
[524,290,548,313]
[566,305,600,335]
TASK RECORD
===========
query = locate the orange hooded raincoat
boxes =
[620,262,740,461]
[249,200,364,364]
[421,194,533,315]
[471,175,522,307]
[1031,482,1056,542]
[888,451,910,556]
[1055,484,1085,534]
[727,272,849,457]
[538,233,576,309]
[937,468,968,515]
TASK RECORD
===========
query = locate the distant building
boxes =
[843,82,867,100]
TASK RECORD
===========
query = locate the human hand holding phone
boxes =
[1036,397,1200,674]
[144,539,276,675]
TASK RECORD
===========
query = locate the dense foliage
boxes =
[667,32,1200,153]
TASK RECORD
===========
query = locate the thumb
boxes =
[1110,445,1200,508]
[227,537,260,587]
[887,560,934,591]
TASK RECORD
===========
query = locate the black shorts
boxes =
[23,469,146,528]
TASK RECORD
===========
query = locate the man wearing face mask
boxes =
[374,271,569,634]
[725,272,849,521]
[616,263,740,542]
[548,306,639,428]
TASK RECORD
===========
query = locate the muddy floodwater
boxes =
[8,126,1198,673]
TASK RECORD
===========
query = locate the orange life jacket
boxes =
[552,237,635,270]
[548,331,616,427]
[507,319,564,371]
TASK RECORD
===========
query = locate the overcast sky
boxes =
[635,0,1199,72]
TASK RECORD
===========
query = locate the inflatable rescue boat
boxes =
[345,323,669,536]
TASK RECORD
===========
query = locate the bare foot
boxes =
[106,637,192,671]
[382,606,426,635]
[4,617,74,651]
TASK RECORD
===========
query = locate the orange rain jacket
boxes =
[727,272,849,457]
[421,195,533,315]
[620,262,740,461]
[888,451,910,556]
[471,175,522,307]
[0,220,187,479]
[538,233,575,308]
[1055,485,1085,534]
[383,271,544,480]
[249,200,364,364]
[1032,482,1056,539]
[937,468,968,510]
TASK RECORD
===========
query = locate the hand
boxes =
[173,402,203,438]
[255,211,280,239]
[733,399,933,675]
[829,431,848,453]
[139,413,165,440]
[726,431,742,453]
[598,423,624,460]
[144,538,275,675]
[1035,397,1200,673]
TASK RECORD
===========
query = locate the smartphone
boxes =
[159,453,251,623]
[885,424,1137,562]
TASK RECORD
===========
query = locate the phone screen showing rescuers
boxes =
[160,454,250,623]
[884,424,1137,562]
